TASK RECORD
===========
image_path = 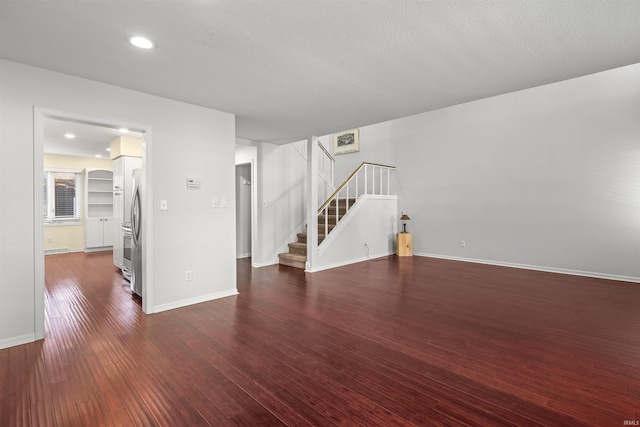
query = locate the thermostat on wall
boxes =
[186,178,201,189]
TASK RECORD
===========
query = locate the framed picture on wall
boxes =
[333,129,360,155]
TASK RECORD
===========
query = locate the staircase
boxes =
[278,198,356,269]
[278,161,395,270]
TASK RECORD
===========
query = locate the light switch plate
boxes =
[212,199,219,208]
[160,200,168,211]
[221,198,228,208]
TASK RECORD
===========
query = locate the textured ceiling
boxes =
[1,1,639,144]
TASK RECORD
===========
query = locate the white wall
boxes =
[235,143,257,165]
[0,60,237,348]
[313,196,398,271]
[328,64,640,281]
[254,142,307,266]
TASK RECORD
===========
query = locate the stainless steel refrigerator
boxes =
[130,168,143,297]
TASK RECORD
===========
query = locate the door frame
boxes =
[251,158,257,265]
[235,161,254,259]
[34,106,155,340]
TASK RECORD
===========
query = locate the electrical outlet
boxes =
[185,270,192,281]
[47,236,52,243]
[459,240,466,248]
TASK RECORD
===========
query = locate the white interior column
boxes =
[306,135,318,271]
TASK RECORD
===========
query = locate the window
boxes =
[44,170,81,223]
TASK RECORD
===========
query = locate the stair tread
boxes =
[297,233,326,238]
[278,253,306,261]
[288,242,306,248]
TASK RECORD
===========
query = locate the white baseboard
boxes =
[0,333,36,349]
[84,247,113,253]
[307,252,394,273]
[415,252,640,283]
[45,247,84,255]
[252,260,278,268]
[153,288,239,313]
[236,253,251,259]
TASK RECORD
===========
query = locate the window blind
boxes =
[44,171,80,221]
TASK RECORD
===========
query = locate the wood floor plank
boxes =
[49,381,82,427]
[77,398,108,427]
[218,278,556,424]
[198,297,453,426]
[100,361,159,427]
[181,333,324,426]
[1,252,639,426]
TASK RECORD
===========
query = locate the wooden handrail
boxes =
[317,141,335,162]
[318,162,396,212]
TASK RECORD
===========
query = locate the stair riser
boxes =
[317,227,335,235]
[278,252,307,270]
[329,200,356,208]
[296,235,325,244]
[298,238,326,244]
[324,208,348,215]
[288,246,306,255]
[279,259,306,269]
[299,229,334,237]
[317,216,338,225]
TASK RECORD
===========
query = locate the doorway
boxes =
[235,163,252,259]
[34,107,153,340]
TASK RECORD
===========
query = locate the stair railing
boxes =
[317,141,335,189]
[317,162,396,239]
[292,139,336,193]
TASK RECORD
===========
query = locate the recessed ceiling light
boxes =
[119,128,129,133]
[64,133,75,139]
[95,154,102,158]
[128,36,155,49]
[106,148,111,152]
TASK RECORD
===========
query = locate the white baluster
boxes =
[364,164,368,195]
[387,168,390,195]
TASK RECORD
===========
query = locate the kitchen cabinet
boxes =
[112,156,141,268]
[84,168,114,249]
[86,217,114,248]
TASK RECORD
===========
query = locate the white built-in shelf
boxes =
[85,168,114,248]
[85,168,114,219]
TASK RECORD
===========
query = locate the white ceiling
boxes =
[44,117,143,158]
[2,1,639,145]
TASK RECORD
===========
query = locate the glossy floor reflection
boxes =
[1,251,639,426]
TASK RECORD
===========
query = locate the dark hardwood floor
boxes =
[1,252,639,426]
